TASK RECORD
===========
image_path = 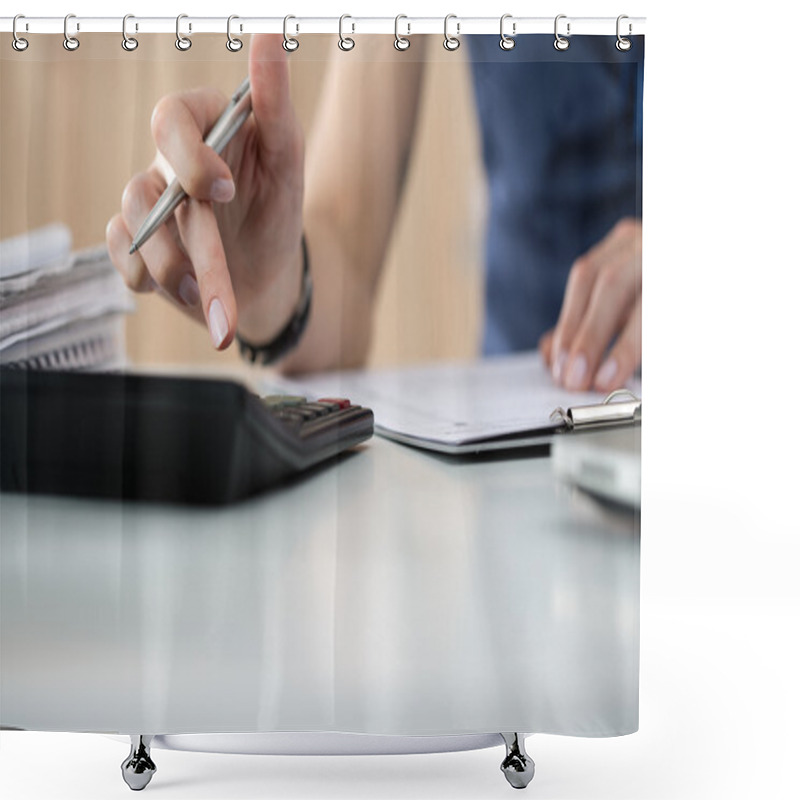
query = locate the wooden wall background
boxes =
[0,34,485,369]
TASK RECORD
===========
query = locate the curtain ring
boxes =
[338,14,355,51]
[283,15,299,51]
[553,14,570,51]
[443,14,460,51]
[63,13,80,51]
[394,15,411,51]
[616,15,632,51]
[226,15,243,52]
[122,14,139,51]
[499,14,516,51]
[12,15,29,52]
[175,14,192,51]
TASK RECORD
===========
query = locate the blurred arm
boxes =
[278,38,427,373]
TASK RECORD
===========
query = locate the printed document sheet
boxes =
[272,352,641,453]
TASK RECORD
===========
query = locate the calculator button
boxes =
[293,406,321,420]
[304,402,333,415]
[261,394,306,408]
[273,409,305,425]
[314,401,341,412]
[317,397,351,410]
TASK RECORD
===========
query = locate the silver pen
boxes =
[129,77,252,254]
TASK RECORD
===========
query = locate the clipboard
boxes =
[272,353,641,455]
[378,389,641,454]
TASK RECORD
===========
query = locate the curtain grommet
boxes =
[616,15,632,51]
[282,16,300,52]
[63,13,80,51]
[554,14,570,51]
[394,15,411,51]
[338,14,355,51]
[12,14,29,52]
[443,14,460,51]
[499,14,516,51]
[122,14,139,51]
[175,14,192,51]
[226,15,243,52]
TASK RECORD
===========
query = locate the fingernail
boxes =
[564,354,587,391]
[208,298,229,348]
[553,350,568,383]
[595,358,618,389]
[178,274,200,307]
[210,178,235,203]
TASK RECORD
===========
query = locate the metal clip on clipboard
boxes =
[550,389,641,431]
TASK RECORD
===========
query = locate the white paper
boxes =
[273,352,642,450]
[0,223,72,280]
[0,271,132,348]
[0,314,128,371]
[0,228,132,370]
[0,244,112,298]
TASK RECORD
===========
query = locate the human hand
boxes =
[539,218,642,393]
[106,36,304,350]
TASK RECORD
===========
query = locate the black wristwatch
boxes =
[236,236,312,365]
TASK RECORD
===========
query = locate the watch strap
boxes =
[236,235,312,365]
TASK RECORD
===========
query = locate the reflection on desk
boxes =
[0,436,639,738]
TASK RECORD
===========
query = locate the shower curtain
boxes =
[0,14,643,762]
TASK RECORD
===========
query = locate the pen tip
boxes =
[129,243,138,255]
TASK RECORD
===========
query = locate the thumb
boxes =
[248,34,298,154]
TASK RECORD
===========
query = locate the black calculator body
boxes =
[0,369,373,505]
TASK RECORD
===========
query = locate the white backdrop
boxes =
[2,1,798,799]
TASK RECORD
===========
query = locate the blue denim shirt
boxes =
[467,35,644,355]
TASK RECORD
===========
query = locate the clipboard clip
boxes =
[550,388,641,431]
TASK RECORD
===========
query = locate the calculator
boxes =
[0,369,373,505]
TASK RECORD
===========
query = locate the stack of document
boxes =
[0,224,133,370]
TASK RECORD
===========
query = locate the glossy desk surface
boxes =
[0,434,639,738]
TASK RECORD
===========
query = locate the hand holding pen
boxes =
[128,77,253,256]
[106,36,306,350]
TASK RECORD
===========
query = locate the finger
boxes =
[550,253,599,383]
[550,219,642,385]
[594,297,642,393]
[121,170,201,308]
[538,329,554,367]
[561,256,638,392]
[105,213,154,293]
[175,199,237,350]
[150,90,235,203]
[560,221,642,391]
[249,35,302,158]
